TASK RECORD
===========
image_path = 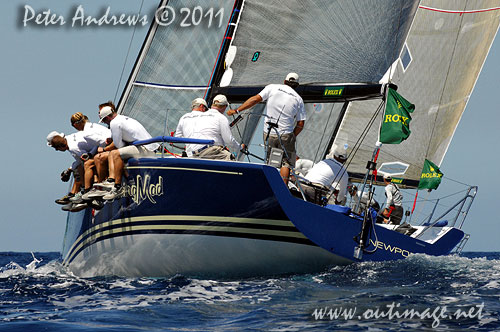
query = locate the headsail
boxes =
[118,0,235,137]
[335,0,500,187]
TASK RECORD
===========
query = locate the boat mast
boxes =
[205,0,245,100]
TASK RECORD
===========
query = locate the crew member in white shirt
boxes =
[47,129,108,210]
[175,96,244,160]
[96,106,159,201]
[227,73,306,184]
[301,145,349,205]
[382,174,404,225]
[70,112,112,200]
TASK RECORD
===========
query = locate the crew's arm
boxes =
[227,94,263,116]
[293,120,305,137]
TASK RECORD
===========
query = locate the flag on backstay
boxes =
[379,88,415,144]
[418,159,444,190]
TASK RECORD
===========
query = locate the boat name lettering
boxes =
[125,175,164,204]
[324,87,344,97]
[370,239,410,257]
[384,114,409,125]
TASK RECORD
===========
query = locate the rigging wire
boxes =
[113,0,146,103]
[229,103,251,162]
[312,103,337,162]
[326,100,385,202]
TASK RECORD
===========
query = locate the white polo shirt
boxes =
[175,108,240,154]
[83,122,111,142]
[305,158,349,204]
[66,131,107,169]
[259,84,306,135]
[109,114,159,151]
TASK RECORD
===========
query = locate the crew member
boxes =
[227,73,306,184]
[47,129,108,211]
[382,174,404,225]
[175,96,244,160]
[97,106,159,201]
[301,145,349,205]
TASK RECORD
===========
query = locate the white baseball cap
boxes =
[191,98,208,109]
[383,174,392,181]
[213,94,228,106]
[46,131,64,146]
[99,106,114,123]
[285,72,299,83]
[333,143,348,160]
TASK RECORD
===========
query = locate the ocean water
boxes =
[0,252,498,331]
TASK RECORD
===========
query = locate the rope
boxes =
[114,0,145,103]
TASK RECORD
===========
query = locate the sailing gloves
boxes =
[60,168,72,182]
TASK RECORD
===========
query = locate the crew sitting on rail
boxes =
[69,112,112,203]
[47,128,108,212]
[90,106,159,201]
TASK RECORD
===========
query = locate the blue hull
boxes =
[62,158,464,277]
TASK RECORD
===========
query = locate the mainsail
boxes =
[335,0,500,186]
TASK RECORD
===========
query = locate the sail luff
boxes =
[117,0,168,114]
[433,6,500,167]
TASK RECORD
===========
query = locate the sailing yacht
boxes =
[61,0,499,277]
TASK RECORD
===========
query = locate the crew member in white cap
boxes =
[95,105,159,201]
[46,129,108,211]
[382,174,403,225]
[227,73,306,184]
[174,96,244,160]
[301,144,349,205]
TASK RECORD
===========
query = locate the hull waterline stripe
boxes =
[64,215,305,264]
[64,226,314,266]
[126,166,243,175]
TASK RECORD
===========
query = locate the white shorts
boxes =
[118,145,155,160]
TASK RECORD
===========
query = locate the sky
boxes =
[0,1,499,252]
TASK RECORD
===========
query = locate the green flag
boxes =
[379,88,415,144]
[418,159,443,190]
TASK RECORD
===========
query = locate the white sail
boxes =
[335,0,500,186]
[223,0,419,86]
[118,0,234,136]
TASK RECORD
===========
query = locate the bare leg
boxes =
[109,150,124,185]
[83,159,95,190]
[95,152,109,182]
[280,166,290,185]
